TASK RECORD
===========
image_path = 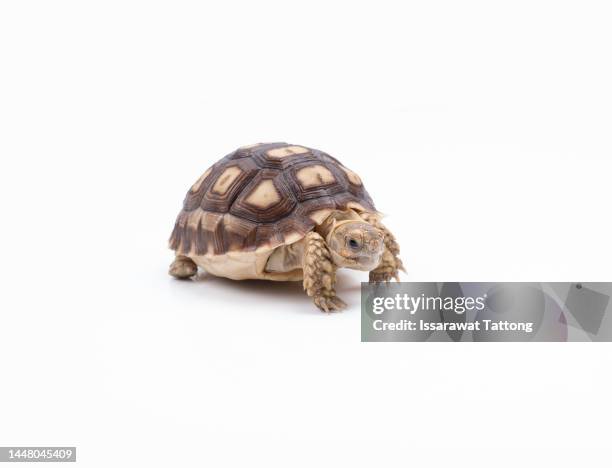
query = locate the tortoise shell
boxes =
[169,142,376,256]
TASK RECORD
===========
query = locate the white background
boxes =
[1,1,611,466]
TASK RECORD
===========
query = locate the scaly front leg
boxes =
[360,213,405,283]
[302,232,347,312]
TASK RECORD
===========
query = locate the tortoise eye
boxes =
[348,238,360,249]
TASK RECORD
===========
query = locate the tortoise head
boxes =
[327,221,384,271]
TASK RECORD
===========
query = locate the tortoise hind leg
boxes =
[169,255,198,279]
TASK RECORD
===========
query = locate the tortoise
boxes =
[168,142,404,311]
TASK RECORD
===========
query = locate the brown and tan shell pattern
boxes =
[169,142,376,256]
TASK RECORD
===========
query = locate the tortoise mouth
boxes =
[336,251,383,271]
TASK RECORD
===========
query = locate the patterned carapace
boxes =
[169,142,375,256]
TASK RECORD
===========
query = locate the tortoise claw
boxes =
[314,295,346,313]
